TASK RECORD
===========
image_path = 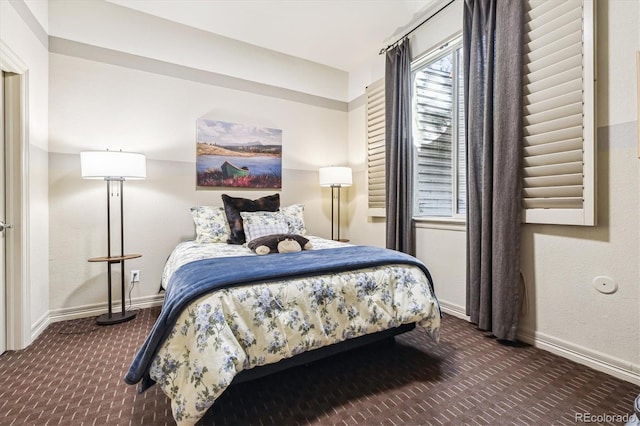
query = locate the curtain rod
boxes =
[378,0,457,55]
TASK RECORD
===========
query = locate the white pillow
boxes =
[280,204,307,235]
[190,206,229,243]
[240,211,289,243]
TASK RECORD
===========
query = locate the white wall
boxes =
[347,0,639,384]
[0,0,50,343]
[47,2,349,317]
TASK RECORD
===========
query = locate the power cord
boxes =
[127,273,138,313]
[520,271,528,317]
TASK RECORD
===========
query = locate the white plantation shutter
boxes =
[366,79,386,216]
[522,0,596,226]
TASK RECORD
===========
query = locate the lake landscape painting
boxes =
[196,118,282,188]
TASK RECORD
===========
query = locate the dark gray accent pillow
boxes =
[222,193,280,244]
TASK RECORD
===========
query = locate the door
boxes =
[0,54,27,351]
[0,71,6,355]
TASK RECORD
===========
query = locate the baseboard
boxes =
[438,300,470,321]
[437,299,639,386]
[518,328,640,386]
[31,311,51,343]
[48,293,165,323]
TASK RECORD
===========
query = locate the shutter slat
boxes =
[523,185,583,198]
[524,197,583,209]
[524,125,582,147]
[524,138,582,157]
[524,161,583,178]
[524,149,583,168]
[368,188,386,197]
[368,196,387,204]
[524,173,583,188]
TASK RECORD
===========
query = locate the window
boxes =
[411,36,465,219]
[366,0,594,226]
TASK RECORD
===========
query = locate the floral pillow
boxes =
[190,206,229,243]
[240,211,289,243]
[280,204,307,235]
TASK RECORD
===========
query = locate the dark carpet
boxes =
[0,306,637,425]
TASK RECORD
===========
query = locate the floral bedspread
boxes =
[150,238,441,425]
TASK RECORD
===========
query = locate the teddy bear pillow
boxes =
[247,234,313,255]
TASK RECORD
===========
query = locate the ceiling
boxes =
[106,0,440,72]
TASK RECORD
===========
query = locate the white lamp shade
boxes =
[319,166,352,187]
[81,151,146,180]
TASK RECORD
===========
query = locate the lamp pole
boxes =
[331,185,335,240]
[336,185,341,241]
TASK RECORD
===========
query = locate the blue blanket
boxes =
[124,245,439,388]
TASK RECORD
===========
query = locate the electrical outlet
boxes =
[131,270,140,284]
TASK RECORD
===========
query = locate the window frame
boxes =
[410,34,466,222]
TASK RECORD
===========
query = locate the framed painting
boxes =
[196,119,282,188]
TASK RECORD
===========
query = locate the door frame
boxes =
[1,40,31,350]
[0,68,5,355]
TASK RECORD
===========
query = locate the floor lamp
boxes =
[81,150,146,325]
[319,166,352,241]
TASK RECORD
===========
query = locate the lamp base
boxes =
[96,310,137,325]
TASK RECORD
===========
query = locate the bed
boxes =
[125,201,441,426]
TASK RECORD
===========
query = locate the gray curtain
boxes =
[464,0,524,341]
[385,38,414,255]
